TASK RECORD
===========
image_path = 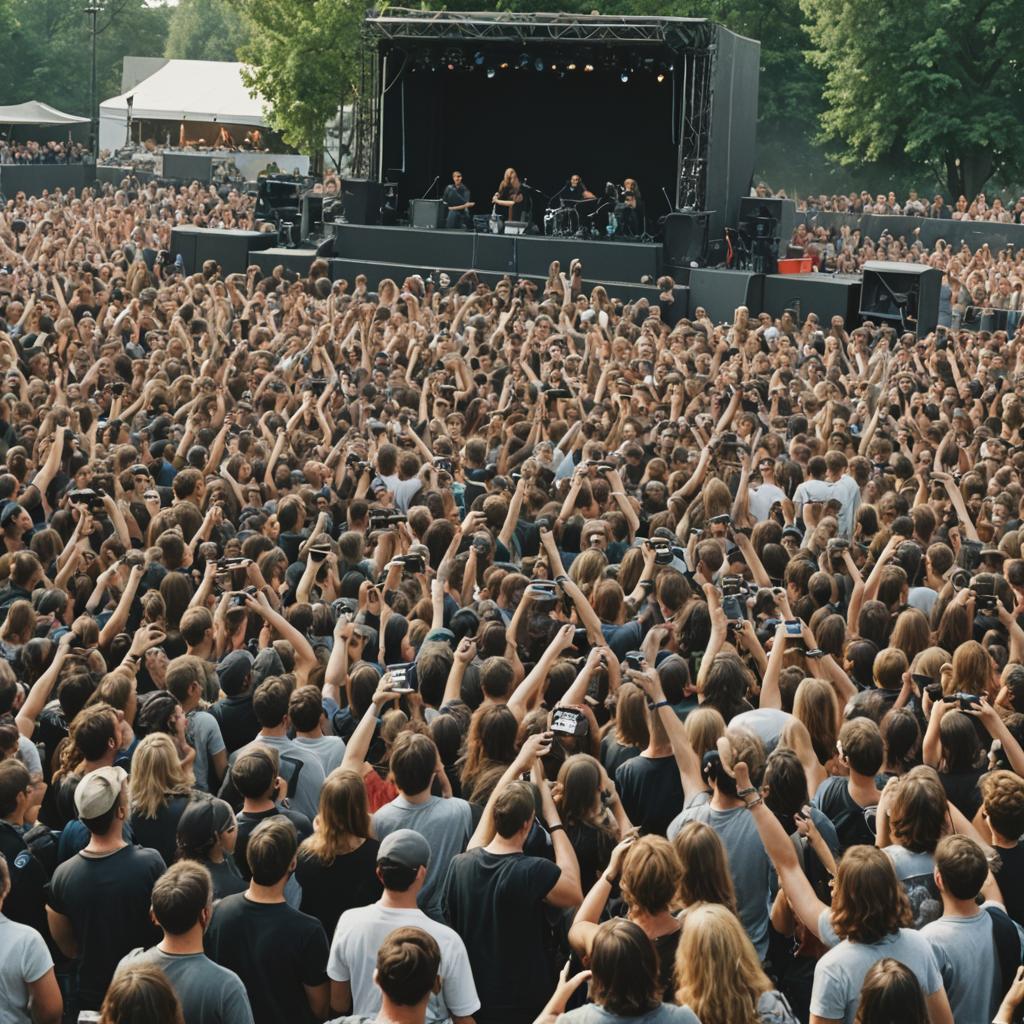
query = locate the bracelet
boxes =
[736,785,757,798]
[743,796,764,810]
[650,699,670,709]
[548,823,565,834]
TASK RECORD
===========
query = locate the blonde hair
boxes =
[685,706,726,758]
[129,733,192,819]
[674,904,772,1024]
[299,768,371,863]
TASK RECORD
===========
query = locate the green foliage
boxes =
[0,0,170,115]
[801,0,1024,196]
[166,0,248,62]
[233,0,363,170]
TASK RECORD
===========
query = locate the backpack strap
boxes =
[986,904,1023,1005]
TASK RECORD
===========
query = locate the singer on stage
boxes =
[492,167,525,220]
[443,170,474,229]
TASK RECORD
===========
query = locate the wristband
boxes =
[650,699,670,709]
[805,648,825,659]
[736,785,757,798]
[743,795,764,810]
[638,579,655,593]
[548,823,565,834]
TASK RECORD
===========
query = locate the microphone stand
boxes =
[421,175,440,199]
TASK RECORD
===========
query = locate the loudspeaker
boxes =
[688,268,764,325]
[738,197,796,247]
[663,212,710,268]
[192,229,279,276]
[859,261,942,336]
[342,180,384,225]
[763,272,862,327]
[409,199,445,229]
[170,227,201,275]
[300,193,323,242]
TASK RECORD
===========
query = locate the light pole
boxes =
[86,2,100,158]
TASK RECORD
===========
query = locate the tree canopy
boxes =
[165,0,248,63]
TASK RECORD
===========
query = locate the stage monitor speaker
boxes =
[194,229,279,276]
[859,261,942,337]
[409,199,446,230]
[738,197,796,246]
[688,268,764,325]
[170,227,200,276]
[663,212,710,269]
[300,193,323,242]
[763,272,862,327]
[342,180,385,225]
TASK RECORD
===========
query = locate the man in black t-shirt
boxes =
[443,171,474,230]
[204,816,329,1024]
[441,733,581,1024]
[0,760,49,937]
[45,766,164,1012]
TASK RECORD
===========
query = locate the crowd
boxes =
[757,183,1024,223]
[0,177,1022,1024]
[0,140,89,165]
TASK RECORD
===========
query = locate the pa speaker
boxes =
[859,261,942,336]
[342,180,384,225]
[763,272,861,326]
[688,268,764,325]
[663,212,710,269]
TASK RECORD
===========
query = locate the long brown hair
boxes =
[672,821,737,912]
[300,768,371,863]
[830,846,912,943]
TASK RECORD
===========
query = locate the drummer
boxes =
[562,174,596,204]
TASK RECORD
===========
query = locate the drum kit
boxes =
[543,197,608,239]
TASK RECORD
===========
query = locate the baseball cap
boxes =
[217,650,255,692]
[75,765,127,819]
[377,828,430,870]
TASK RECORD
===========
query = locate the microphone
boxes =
[421,175,440,199]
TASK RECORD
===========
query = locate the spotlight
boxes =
[486,67,496,78]
[518,53,530,69]
[533,56,545,71]
[499,61,509,70]
[620,71,629,83]
[567,62,577,70]
[656,73,665,83]
[473,50,485,65]
[584,63,594,72]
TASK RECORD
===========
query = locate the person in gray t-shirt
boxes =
[118,859,253,1024]
[371,733,472,922]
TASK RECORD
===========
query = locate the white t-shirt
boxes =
[0,913,52,1024]
[748,483,787,521]
[793,478,833,515]
[328,903,479,1024]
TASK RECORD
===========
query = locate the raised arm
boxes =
[507,623,575,721]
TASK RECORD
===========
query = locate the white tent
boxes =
[98,59,266,153]
[0,101,88,126]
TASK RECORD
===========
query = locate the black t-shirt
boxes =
[209,693,261,754]
[614,754,684,836]
[994,843,1024,927]
[204,894,329,1024]
[295,838,383,937]
[442,848,561,1024]
[129,794,192,866]
[46,843,165,1009]
[599,734,641,778]
[565,821,615,894]
[0,819,49,937]
[234,807,312,881]
[204,854,248,899]
[940,769,983,821]
[813,775,879,851]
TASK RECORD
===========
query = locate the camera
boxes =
[943,691,981,710]
[401,553,425,574]
[308,546,330,563]
[971,577,997,613]
[387,661,416,693]
[624,650,645,671]
[526,580,559,611]
[433,457,452,473]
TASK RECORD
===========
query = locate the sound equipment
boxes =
[739,197,796,247]
[409,199,445,229]
[688,268,763,325]
[171,227,278,276]
[342,180,385,225]
[300,193,324,242]
[859,261,942,337]
[762,272,861,326]
[663,211,710,269]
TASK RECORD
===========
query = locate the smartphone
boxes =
[387,662,416,693]
[550,706,589,737]
[624,651,645,671]
[784,619,802,637]
[308,547,329,563]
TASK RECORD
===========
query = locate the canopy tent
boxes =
[98,59,266,153]
[0,101,88,126]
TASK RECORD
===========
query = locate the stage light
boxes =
[473,50,485,65]
[584,63,594,72]
[656,73,665,82]
[620,71,629,82]
[518,53,530,69]
[550,63,557,71]
[499,61,510,70]
[534,56,545,71]
[567,62,577,70]
[487,67,496,78]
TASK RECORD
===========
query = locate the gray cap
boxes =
[377,828,430,870]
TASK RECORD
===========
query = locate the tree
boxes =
[0,0,170,114]
[166,0,248,62]
[802,0,1024,198]
[233,0,362,171]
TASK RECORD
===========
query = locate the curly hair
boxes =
[830,846,912,944]
[980,770,1024,838]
